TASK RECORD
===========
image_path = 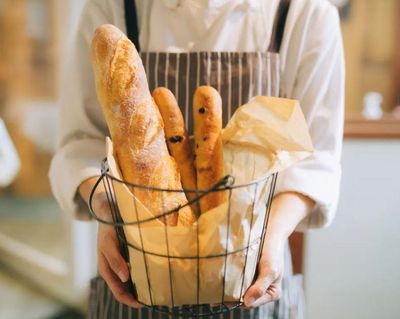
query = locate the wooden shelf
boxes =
[344,114,400,139]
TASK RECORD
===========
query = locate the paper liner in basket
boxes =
[105,96,313,307]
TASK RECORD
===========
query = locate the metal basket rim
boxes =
[88,171,275,227]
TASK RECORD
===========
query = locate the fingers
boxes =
[243,261,282,308]
[98,253,142,308]
[244,276,273,307]
[99,229,130,282]
[244,281,282,308]
[98,224,140,308]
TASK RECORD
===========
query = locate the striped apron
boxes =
[88,0,305,318]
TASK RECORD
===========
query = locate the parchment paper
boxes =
[105,96,313,306]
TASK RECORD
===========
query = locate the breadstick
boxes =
[193,86,227,213]
[153,87,199,217]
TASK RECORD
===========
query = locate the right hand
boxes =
[94,192,142,308]
[80,178,142,308]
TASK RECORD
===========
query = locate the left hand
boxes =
[243,233,285,308]
[243,191,315,308]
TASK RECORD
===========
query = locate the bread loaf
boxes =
[193,86,227,213]
[152,88,199,217]
[91,24,195,226]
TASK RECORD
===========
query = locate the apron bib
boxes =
[89,0,305,318]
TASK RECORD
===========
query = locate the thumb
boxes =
[244,275,274,307]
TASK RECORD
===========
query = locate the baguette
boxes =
[91,24,195,226]
[152,88,199,217]
[193,86,227,213]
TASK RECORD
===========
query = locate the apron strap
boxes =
[125,0,291,54]
[124,0,141,51]
[268,0,291,53]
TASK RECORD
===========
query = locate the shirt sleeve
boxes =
[49,0,114,219]
[276,2,345,230]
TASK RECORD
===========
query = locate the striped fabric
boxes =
[88,274,304,319]
[141,51,280,135]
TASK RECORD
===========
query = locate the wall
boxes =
[304,139,400,319]
[342,0,398,114]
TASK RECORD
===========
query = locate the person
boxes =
[49,0,344,318]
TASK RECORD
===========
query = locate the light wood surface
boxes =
[344,114,400,139]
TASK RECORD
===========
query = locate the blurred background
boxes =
[0,0,399,318]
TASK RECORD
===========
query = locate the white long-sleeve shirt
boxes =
[49,0,345,230]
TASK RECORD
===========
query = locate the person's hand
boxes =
[94,192,142,308]
[79,177,142,308]
[243,233,285,308]
[243,191,315,308]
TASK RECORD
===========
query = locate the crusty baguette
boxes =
[91,24,195,226]
[152,88,199,217]
[193,86,227,213]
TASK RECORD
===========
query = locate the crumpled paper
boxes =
[105,96,313,306]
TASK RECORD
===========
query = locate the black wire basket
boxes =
[89,158,277,318]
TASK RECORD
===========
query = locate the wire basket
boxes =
[89,158,277,318]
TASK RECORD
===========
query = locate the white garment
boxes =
[49,0,345,230]
[0,118,20,187]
